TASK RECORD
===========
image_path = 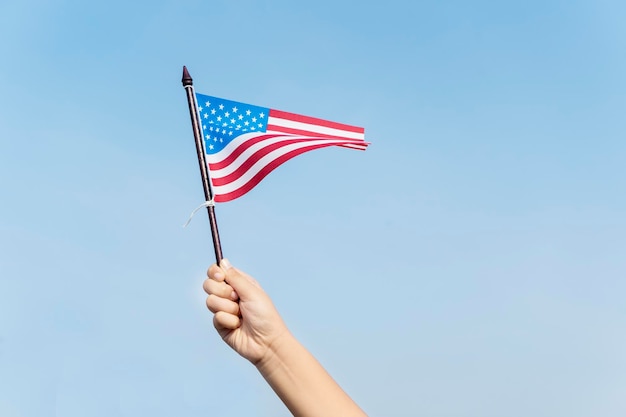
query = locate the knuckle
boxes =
[219,283,234,298]
[207,263,220,279]
[202,279,212,294]
[206,294,239,316]
[215,311,240,330]
[205,294,218,312]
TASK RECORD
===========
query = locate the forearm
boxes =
[256,332,367,417]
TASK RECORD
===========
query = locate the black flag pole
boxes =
[182,66,223,264]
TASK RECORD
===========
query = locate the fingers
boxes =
[207,263,226,282]
[221,266,262,301]
[205,261,240,317]
[208,259,261,301]
[203,277,238,301]
[206,293,240,315]
[214,311,241,330]
[205,261,243,332]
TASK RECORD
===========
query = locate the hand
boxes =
[203,259,368,417]
[203,259,290,365]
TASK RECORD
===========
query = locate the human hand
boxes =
[203,259,290,365]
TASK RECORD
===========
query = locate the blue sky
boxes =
[1,0,625,416]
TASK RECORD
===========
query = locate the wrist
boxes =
[254,329,298,375]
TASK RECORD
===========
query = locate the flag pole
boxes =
[182,66,223,264]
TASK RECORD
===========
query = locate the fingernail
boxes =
[213,271,225,281]
[230,290,239,300]
[220,258,232,270]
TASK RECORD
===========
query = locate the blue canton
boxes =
[196,93,270,155]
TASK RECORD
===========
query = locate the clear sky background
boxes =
[1,1,625,416]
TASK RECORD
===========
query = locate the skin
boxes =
[203,259,368,417]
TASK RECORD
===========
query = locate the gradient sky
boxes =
[1,1,625,416]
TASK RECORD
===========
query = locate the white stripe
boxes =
[208,135,360,178]
[207,134,292,177]
[338,143,368,150]
[210,139,349,196]
[267,116,365,140]
[206,132,259,163]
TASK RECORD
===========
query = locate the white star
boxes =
[230,118,236,124]
[209,144,214,150]
[203,113,208,119]
[236,124,241,129]
[232,106,238,113]
[205,101,211,107]
[251,126,256,130]
[229,131,233,136]
[238,114,243,120]
[211,109,216,115]
[258,123,263,128]
[205,134,210,140]
[222,122,227,127]
[216,116,222,121]
[222,129,226,134]
[198,106,203,112]
[244,121,249,126]
[246,110,251,116]
[252,117,257,122]
[219,104,224,110]
[209,126,214,131]
[213,137,218,142]
[220,138,223,142]
[225,111,230,117]
[259,112,265,118]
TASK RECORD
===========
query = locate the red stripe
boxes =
[213,143,339,202]
[266,123,365,141]
[209,134,366,172]
[211,137,360,186]
[269,109,364,133]
[208,134,277,171]
[210,137,319,186]
[338,143,369,150]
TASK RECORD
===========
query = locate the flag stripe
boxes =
[210,137,359,186]
[207,133,365,172]
[266,122,364,141]
[269,109,364,133]
[212,143,340,202]
[207,133,367,176]
[210,138,318,186]
[337,143,368,150]
[208,134,277,171]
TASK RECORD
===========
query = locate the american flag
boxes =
[195,93,369,202]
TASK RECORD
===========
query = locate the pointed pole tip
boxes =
[182,66,193,86]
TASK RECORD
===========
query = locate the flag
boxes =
[195,93,369,202]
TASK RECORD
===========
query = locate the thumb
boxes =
[220,259,259,300]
